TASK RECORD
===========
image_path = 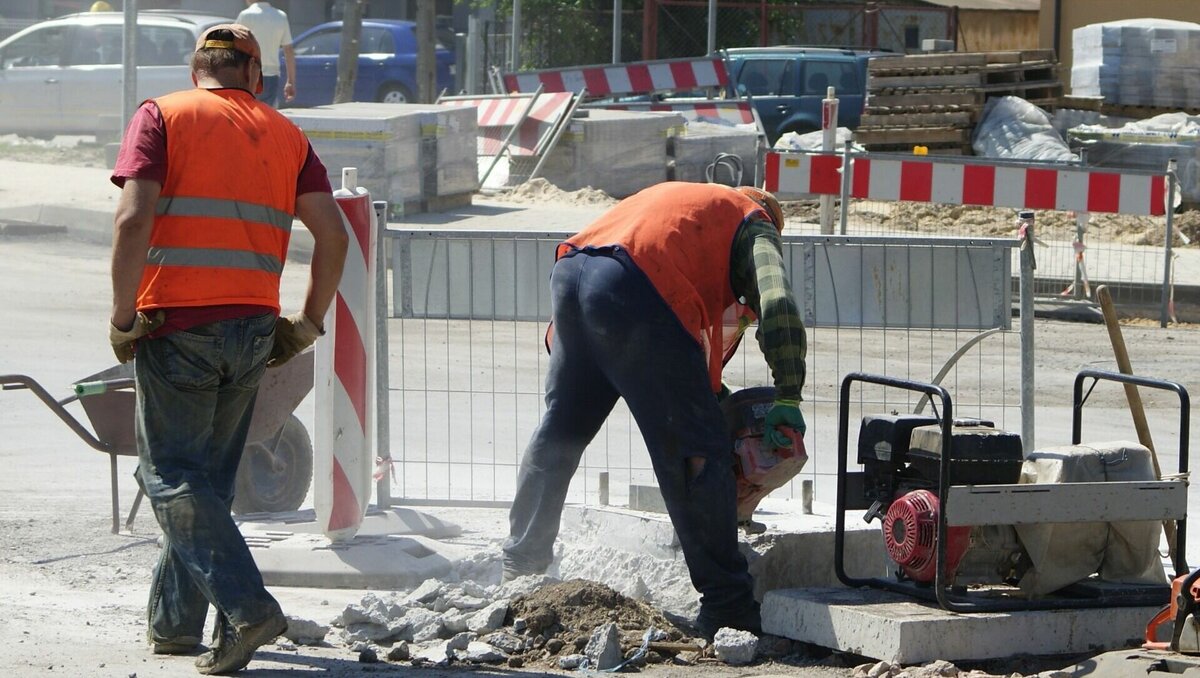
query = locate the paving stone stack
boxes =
[858,50,1062,155]
[283,103,478,217]
[668,121,760,185]
[509,109,685,198]
[1071,18,1200,111]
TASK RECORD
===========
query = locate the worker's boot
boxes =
[151,635,202,655]
[694,602,762,641]
[194,611,287,675]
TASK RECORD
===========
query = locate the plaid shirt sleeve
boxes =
[729,219,807,401]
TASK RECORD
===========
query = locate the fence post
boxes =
[838,140,853,235]
[373,200,392,509]
[1072,212,1087,300]
[1019,210,1036,454]
[1162,159,1178,328]
[820,87,839,235]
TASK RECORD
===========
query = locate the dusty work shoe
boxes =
[151,636,202,655]
[694,605,762,641]
[194,613,287,675]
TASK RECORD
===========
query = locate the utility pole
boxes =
[334,0,365,104]
[416,0,437,102]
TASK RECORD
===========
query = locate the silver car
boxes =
[0,10,230,138]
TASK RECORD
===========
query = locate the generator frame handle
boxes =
[1073,368,1190,575]
[835,372,960,607]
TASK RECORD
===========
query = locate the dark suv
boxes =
[723,47,894,144]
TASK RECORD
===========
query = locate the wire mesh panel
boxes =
[385,230,1019,508]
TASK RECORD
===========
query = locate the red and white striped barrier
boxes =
[585,99,756,126]
[503,56,728,96]
[764,152,1167,216]
[315,168,376,542]
[446,92,573,157]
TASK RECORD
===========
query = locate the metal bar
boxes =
[374,200,392,509]
[530,88,587,181]
[1072,368,1191,574]
[1019,213,1036,454]
[838,140,852,236]
[613,0,623,64]
[481,86,542,185]
[1162,159,1177,327]
[944,481,1187,526]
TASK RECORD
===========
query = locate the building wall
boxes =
[1039,0,1200,90]
[957,9,1039,52]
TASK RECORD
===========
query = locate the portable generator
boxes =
[835,370,1190,612]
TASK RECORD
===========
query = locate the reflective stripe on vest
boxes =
[137,87,309,312]
[155,196,294,232]
[147,246,284,274]
[558,182,769,392]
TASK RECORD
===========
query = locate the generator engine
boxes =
[857,414,1027,586]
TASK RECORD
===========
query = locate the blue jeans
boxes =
[503,249,756,619]
[257,75,280,107]
[134,313,282,643]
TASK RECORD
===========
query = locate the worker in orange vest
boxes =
[108,24,348,674]
[503,182,807,639]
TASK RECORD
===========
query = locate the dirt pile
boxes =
[501,579,692,666]
[490,178,618,207]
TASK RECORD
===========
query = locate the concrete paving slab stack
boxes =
[332,103,479,212]
[283,103,478,217]
[1071,18,1200,109]
[510,109,685,198]
[668,120,759,186]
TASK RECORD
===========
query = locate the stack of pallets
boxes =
[857,50,1063,155]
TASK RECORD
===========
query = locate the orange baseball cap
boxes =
[195,23,263,93]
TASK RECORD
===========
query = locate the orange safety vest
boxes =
[558,182,776,392]
[136,88,310,312]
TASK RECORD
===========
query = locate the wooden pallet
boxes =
[854,126,972,146]
[859,111,974,128]
[868,49,1056,73]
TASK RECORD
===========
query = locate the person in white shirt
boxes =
[236,1,296,107]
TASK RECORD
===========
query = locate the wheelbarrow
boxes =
[0,350,315,533]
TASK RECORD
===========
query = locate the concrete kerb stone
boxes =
[763,587,1159,666]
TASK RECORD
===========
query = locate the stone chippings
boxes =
[319,576,792,669]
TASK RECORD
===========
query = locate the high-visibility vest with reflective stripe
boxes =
[558,182,773,392]
[136,88,309,312]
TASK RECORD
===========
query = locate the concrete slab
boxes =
[243,530,474,590]
[562,499,885,596]
[236,506,463,539]
[762,587,1158,666]
[237,506,467,589]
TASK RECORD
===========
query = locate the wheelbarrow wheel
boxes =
[232,414,313,515]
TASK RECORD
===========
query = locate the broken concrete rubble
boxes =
[712,627,758,665]
[583,621,622,670]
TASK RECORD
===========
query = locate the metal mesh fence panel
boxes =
[787,197,1170,308]
[382,230,1020,509]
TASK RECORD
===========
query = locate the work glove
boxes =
[268,311,323,368]
[108,310,165,364]
[764,399,805,449]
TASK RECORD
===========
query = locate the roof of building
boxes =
[917,0,1039,10]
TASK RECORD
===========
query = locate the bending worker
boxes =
[108,24,348,674]
[503,182,807,638]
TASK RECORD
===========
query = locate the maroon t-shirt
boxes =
[111,93,333,336]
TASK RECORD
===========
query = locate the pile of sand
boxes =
[489,178,618,207]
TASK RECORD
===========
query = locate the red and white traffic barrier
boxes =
[503,56,728,96]
[441,92,574,157]
[764,152,1167,216]
[315,168,377,542]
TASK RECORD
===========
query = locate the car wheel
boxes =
[231,414,313,515]
[377,83,413,104]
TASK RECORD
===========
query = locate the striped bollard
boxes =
[314,167,377,541]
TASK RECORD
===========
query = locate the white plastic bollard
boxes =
[819,85,839,235]
[314,167,377,542]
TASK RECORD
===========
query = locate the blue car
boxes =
[286,19,455,107]
[723,47,895,144]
